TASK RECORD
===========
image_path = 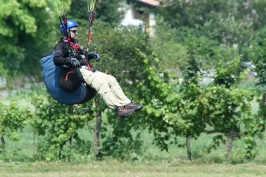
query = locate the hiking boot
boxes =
[115,106,135,119]
[124,103,143,111]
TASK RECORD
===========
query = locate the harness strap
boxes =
[65,70,74,81]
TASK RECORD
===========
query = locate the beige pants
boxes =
[79,67,131,109]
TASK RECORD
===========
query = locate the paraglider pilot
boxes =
[53,19,143,118]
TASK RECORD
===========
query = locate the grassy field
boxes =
[1,160,266,177]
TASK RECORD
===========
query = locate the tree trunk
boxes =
[0,135,5,149]
[68,105,74,114]
[93,97,102,157]
[186,136,193,161]
[260,93,266,132]
[33,131,36,153]
[225,129,234,158]
[68,105,74,149]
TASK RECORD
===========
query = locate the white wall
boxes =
[120,2,156,36]
[120,3,144,27]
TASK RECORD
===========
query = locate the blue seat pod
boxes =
[40,52,96,105]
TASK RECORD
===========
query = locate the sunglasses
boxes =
[70,30,78,34]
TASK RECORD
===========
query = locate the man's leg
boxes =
[94,71,131,104]
[79,67,119,108]
[94,71,143,111]
[79,67,135,117]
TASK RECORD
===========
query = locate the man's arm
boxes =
[53,41,71,66]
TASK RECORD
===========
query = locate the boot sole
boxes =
[124,105,143,112]
[117,110,135,120]
[134,106,143,112]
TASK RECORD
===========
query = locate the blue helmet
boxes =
[59,20,78,37]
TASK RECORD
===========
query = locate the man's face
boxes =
[69,27,78,40]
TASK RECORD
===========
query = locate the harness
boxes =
[63,39,92,70]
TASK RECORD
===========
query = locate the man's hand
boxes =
[70,58,80,67]
[87,52,100,62]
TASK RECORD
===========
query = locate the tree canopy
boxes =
[156,0,266,61]
[0,0,60,81]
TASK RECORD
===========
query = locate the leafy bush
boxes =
[30,94,95,161]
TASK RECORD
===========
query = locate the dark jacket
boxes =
[53,38,88,67]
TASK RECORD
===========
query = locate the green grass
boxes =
[1,161,266,177]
